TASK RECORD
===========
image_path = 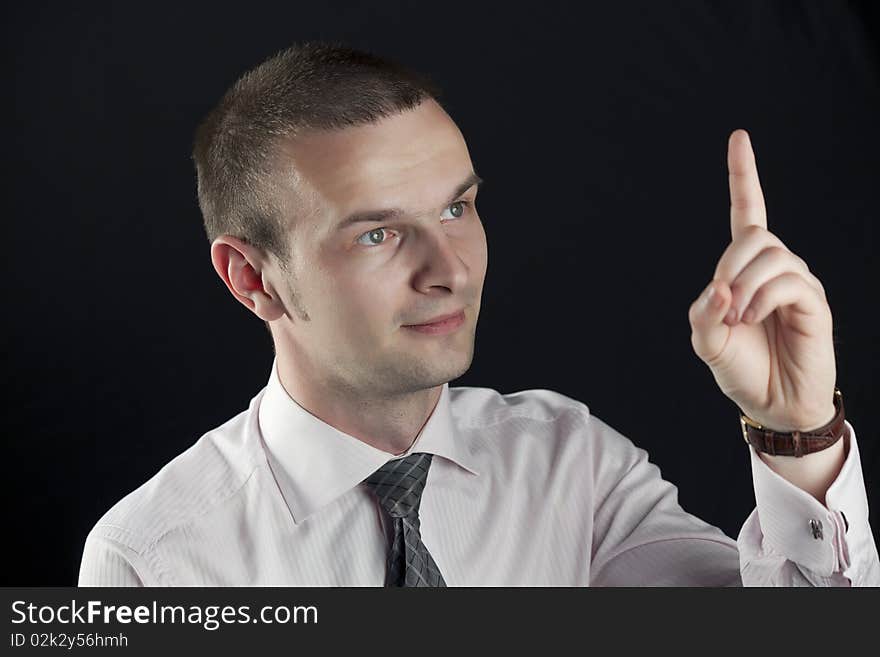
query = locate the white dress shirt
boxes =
[79,359,880,586]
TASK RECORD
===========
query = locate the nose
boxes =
[410,228,469,295]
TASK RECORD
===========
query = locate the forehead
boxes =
[279,100,473,223]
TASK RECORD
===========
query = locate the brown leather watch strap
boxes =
[741,389,845,457]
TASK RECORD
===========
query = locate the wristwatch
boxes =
[740,389,846,457]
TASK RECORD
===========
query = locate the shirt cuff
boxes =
[748,419,870,578]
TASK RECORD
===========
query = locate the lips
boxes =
[405,309,465,326]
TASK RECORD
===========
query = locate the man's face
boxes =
[273,99,488,399]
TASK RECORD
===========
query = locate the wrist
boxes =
[749,401,838,434]
[796,404,839,433]
[767,403,838,434]
[741,389,845,458]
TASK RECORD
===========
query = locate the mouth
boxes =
[403,309,466,335]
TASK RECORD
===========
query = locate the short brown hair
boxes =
[191,41,444,267]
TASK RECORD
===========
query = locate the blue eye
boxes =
[441,200,469,220]
[355,200,471,248]
[355,227,394,248]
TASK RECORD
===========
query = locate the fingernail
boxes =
[725,307,738,324]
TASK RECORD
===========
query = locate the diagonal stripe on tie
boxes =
[380,458,424,514]
[362,452,447,587]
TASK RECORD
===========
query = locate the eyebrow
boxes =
[334,172,484,232]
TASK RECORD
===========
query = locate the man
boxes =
[79,41,878,586]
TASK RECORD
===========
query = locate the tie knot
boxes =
[362,452,434,519]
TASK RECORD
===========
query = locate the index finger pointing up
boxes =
[728,128,767,240]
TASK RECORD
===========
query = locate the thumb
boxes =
[688,279,734,365]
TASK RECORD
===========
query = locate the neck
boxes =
[274,351,443,456]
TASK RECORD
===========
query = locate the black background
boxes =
[5,1,878,585]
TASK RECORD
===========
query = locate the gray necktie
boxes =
[362,452,447,587]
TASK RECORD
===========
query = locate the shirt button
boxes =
[809,518,824,540]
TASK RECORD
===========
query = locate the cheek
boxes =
[463,221,489,274]
[327,275,401,330]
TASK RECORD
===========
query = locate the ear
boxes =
[210,236,286,322]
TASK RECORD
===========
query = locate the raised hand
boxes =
[687,129,836,432]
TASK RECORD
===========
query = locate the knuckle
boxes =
[808,272,827,298]
[786,270,803,284]
[766,245,788,261]
[689,330,705,356]
[760,229,788,251]
[737,226,785,253]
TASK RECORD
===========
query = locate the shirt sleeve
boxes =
[588,414,743,586]
[737,420,880,586]
[586,414,879,586]
[78,529,150,587]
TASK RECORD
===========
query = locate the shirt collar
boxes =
[257,358,480,524]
